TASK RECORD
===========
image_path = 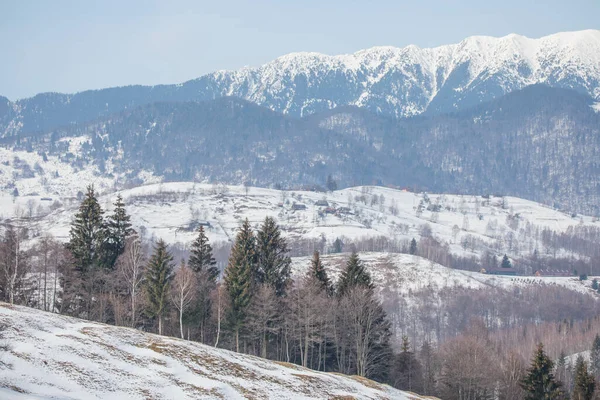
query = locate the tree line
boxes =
[0,186,394,384]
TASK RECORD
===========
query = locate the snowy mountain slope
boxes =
[4,182,598,264]
[1,30,599,136]
[289,252,599,299]
[0,303,428,400]
[4,85,599,213]
[201,30,600,118]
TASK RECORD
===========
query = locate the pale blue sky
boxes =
[1,0,598,100]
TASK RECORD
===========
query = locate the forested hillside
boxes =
[3,85,599,213]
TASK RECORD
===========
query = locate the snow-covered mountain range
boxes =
[203,29,600,117]
[1,30,599,136]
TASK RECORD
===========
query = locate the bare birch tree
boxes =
[170,261,197,339]
[117,235,145,327]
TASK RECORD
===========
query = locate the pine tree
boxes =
[224,219,256,352]
[409,238,417,255]
[144,239,174,335]
[65,185,107,316]
[188,225,218,343]
[332,238,344,253]
[67,185,107,274]
[591,334,600,377]
[520,343,564,400]
[256,216,291,296]
[337,252,374,297]
[573,355,596,400]
[556,350,568,388]
[105,194,134,269]
[308,251,333,296]
[501,254,512,269]
[326,174,338,192]
[188,226,218,282]
[390,336,424,393]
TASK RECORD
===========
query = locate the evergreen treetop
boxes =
[224,219,256,349]
[409,238,417,255]
[501,254,513,269]
[144,239,174,334]
[256,216,291,296]
[307,250,333,296]
[188,226,218,282]
[105,194,134,269]
[67,185,107,273]
[520,343,563,400]
[337,251,374,297]
[573,355,596,400]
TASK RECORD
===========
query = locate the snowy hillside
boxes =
[290,252,599,299]
[0,303,428,400]
[3,182,598,264]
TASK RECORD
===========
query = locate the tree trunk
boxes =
[43,249,48,311]
[179,298,184,339]
[131,285,136,327]
[261,329,267,359]
[158,315,163,335]
[303,327,309,368]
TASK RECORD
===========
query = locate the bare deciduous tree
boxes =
[246,284,280,359]
[117,235,145,327]
[0,223,28,305]
[170,261,197,339]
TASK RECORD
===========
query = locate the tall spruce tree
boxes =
[520,343,564,400]
[256,216,291,296]
[144,239,174,335]
[188,226,218,281]
[308,250,333,296]
[105,194,134,269]
[337,251,374,297]
[501,254,513,269]
[188,225,218,342]
[224,219,256,352]
[390,336,424,393]
[409,238,417,255]
[66,185,107,316]
[67,185,107,274]
[573,355,596,400]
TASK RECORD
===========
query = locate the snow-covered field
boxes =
[0,303,429,400]
[3,181,596,263]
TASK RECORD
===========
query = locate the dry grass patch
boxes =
[274,360,303,370]
[230,382,261,400]
[10,351,32,362]
[0,384,27,393]
[349,375,384,390]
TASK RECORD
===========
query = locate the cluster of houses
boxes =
[480,267,574,278]
[277,199,353,217]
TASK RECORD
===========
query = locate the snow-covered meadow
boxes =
[3,180,596,264]
[0,303,429,400]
